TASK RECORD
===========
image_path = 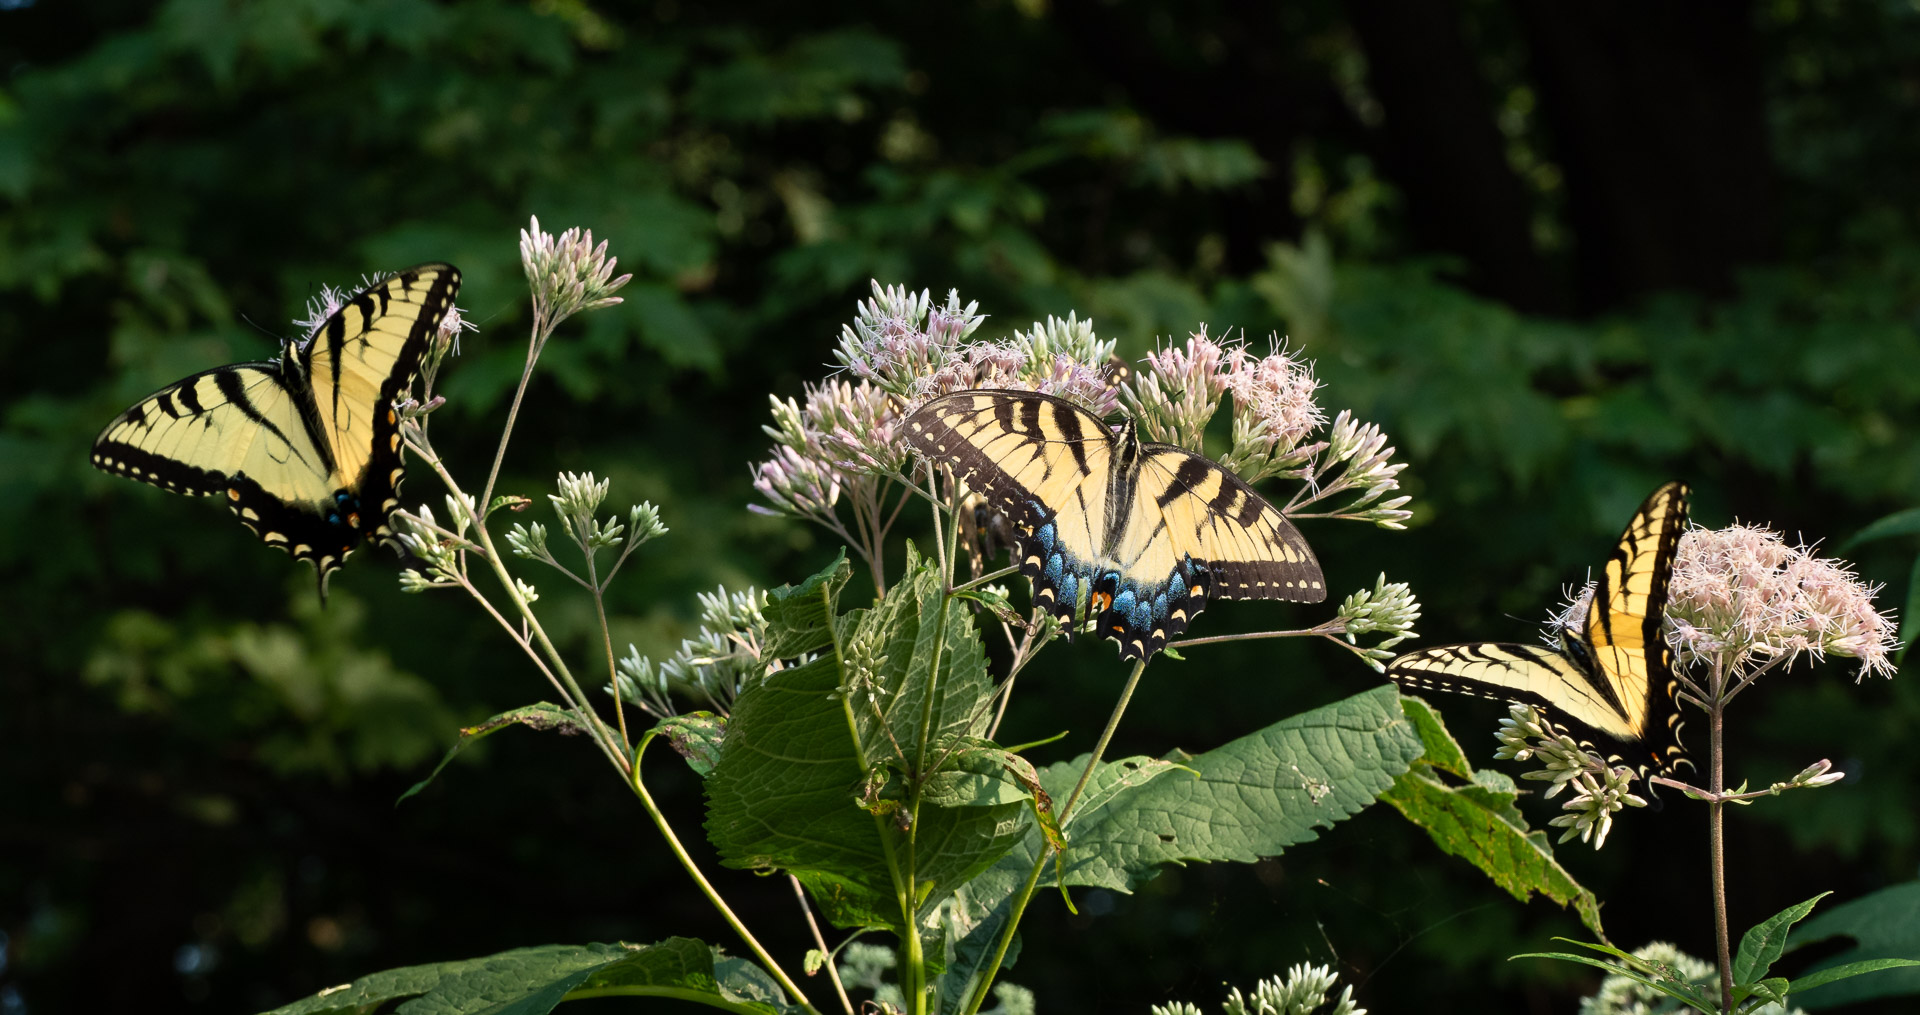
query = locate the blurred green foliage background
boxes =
[5,1,1919,1012]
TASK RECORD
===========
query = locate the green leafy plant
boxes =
[255,217,1547,1015]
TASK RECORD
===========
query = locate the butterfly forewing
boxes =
[1385,482,1692,775]
[1134,448,1324,602]
[305,264,456,496]
[94,364,306,498]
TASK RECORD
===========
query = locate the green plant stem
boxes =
[584,550,630,750]
[1059,656,1147,822]
[950,564,1018,595]
[630,733,818,1015]
[470,519,626,771]
[827,589,919,1015]
[962,657,1149,1015]
[1709,661,1733,1013]
[1171,626,1319,649]
[478,314,550,516]
[900,497,966,1015]
[790,875,855,1015]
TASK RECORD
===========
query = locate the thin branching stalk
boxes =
[628,733,818,1015]
[478,321,548,516]
[789,875,856,1015]
[584,549,631,750]
[950,564,1018,596]
[964,657,1150,1015]
[413,447,628,774]
[1174,620,1386,666]
[987,610,1045,740]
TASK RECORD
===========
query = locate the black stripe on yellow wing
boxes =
[1385,482,1692,775]
[902,389,1325,662]
[90,263,460,594]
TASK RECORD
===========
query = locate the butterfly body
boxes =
[1387,482,1691,775]
[904,390,1324,660]
[92,263,460,594]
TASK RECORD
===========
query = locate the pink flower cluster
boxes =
[1666,523,1898,681]
[1126,328,1324,463]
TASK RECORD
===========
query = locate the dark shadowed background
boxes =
[4,1,1918,1012]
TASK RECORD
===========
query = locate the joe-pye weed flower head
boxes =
[1666,523,1898,684]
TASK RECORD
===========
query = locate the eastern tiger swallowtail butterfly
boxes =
[91,263,460,596]
[1386,482,1691,775]
[904,389,1325,661]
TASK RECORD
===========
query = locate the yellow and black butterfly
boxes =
[91,263,460,596]
[1386,482,1691,775]
[904,389,1325,660]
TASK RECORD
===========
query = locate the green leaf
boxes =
[1396,694,1475,779]
[1733,976,1790,1007]
[653,712,726,777]
[396,703,585,806]
[706,554,1022,933]
[1838,506,1920,551]
[485,494,533,519]
[1788,957,1920,995]
[1509,953,1718,1015]
[850,547,999,777]
[1380,696,1604,935]
[954,682,1421,979]
[931,686,1420,1007]
[1055,684,1420,891]
[1789,880,1920,1007]
[1734,892,1830,984]
[761,549,851,659]
[262,939,797,1015]
[922,745,1041,808]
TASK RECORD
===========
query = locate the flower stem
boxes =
[1708,660,1733,1013]
[629,733,818,1015]
[586,551,631,751]
[789,875,855,1015]
[950,564,1019,596]
[1060,657,1147,821]
[962,657,1149,1015]
[479,334,544,517]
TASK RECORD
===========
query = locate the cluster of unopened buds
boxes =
[1493,704,1646,850]
[519,215,633,325]
[1149,962,1367,1015]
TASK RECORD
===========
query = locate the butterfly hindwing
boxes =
[904,389,1325,661]
[91,263,460,591]
[1386,482,1692,775]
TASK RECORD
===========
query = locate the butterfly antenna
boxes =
[239,313,291,348]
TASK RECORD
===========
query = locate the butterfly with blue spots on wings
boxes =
[904,389,1325,661]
